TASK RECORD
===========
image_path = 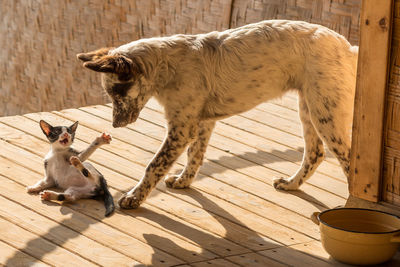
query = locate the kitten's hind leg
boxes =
[27,177,55,193]
[40,190,72,201]
[41,187,95,202]
[70,156,95,181]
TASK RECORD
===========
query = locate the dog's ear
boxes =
[76,47,114,62]
[82,54,135,75]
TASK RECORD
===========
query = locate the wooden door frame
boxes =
[349,0,393,202]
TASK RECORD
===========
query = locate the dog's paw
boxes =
[97,133,112,145]
[118,193,141,209]
[273,177,300,191]
[164,175,191,189]
[40,190,53,201]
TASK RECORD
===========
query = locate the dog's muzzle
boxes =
[112,105,139,128]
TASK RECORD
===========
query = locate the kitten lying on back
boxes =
[27,120,115,217]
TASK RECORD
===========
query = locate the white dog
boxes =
[78,20,358,209]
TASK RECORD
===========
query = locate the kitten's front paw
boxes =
[97,133,112,145]
[273,177,300,191]
[118,192,142,209]
[26,186,41,194]
[165,175,191,189]
[69,156,81,167]
[40,191,53,201]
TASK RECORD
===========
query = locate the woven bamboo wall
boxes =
[230,0,361,45]
[0,0,361,116]
[383,0,400,205]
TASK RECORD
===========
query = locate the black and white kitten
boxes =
[27,120,115,217]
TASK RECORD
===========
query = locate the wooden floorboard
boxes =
[4,95,399,266]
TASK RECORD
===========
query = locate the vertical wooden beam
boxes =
[349,0,393,202]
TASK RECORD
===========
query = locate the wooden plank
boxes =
[256,102,301,124]
[241,107,303,137]
[0,240,50,267]
[259,246,338,267]
[0,195,136,266]
[190,259,241,267]
[0,217,97,267]
[270,94,299,111]
[287,241,348,266]
[349,0,393,201]
[225,252,287,267]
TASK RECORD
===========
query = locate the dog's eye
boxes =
[111,82,134,97]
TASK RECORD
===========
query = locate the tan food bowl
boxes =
[313,208,400,265]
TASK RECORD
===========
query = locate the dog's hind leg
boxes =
[165,121,215,188]
[305,92,353,180]
[273,93,325,190]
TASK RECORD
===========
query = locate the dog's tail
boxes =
[99,175,115,217]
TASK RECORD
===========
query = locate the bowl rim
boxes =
[318,207,400,234]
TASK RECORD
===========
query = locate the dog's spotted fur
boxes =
[78,20,358,209]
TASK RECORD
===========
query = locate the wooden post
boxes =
[349,0,393,202]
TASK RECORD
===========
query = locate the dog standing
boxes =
[78,20,358,209]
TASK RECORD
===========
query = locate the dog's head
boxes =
[77,47,151,128]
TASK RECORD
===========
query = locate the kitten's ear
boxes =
[39,120,52,136]
[69,121,79,133]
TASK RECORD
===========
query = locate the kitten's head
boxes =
[39,120,78,149]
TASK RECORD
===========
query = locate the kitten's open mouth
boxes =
[59,137,69,145]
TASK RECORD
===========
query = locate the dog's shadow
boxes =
[198,147,333,210]
[132,188,343,266]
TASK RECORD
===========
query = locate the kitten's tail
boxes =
[99,175,115,217]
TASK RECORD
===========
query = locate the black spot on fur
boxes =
[44,160,48,170]
[227,97,236,103]
[46,127,62,143]
[318,115,333,124]
[57,194,65,201]
[82,168,89,177]
[252,65,263,71]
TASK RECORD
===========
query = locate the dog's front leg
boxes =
[118,123,197,209]
[165,120,215,188]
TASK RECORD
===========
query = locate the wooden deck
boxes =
[0,93,399,266]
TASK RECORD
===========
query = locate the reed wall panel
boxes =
[383,0,400,206]
[0,0,360,116]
